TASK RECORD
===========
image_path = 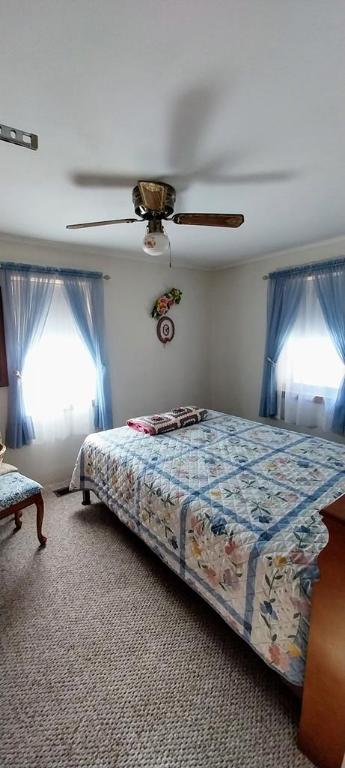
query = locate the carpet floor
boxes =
[0,486,313,768]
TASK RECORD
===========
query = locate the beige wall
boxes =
[0,238,210,483]
[209,236,345,442]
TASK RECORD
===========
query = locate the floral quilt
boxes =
[70,411,345,685]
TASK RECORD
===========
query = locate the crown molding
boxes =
[1,230,345,274]
[214,233,345,272]
[0,231,210,272]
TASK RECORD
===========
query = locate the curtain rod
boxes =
[0,261,111,280]
[262,255,345,280]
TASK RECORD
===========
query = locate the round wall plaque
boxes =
[157,316,175,344]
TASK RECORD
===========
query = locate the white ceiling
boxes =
[1,0,345,268]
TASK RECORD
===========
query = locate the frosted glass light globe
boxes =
[143,231,170,256]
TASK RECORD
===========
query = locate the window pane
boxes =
[22,283,97,442]
[277,278,344,430]
[281,334,343,390]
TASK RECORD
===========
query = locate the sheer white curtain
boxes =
[276,278,344,430]
[22,281,97,443]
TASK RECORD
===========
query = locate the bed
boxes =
[70,410,345,768]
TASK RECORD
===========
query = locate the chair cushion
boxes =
[0,462,18,476]
[0,472,42,512]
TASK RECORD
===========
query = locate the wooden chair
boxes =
[0,471,46,545]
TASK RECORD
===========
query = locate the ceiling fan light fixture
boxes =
[66,180,245,245]
[142,227,170,256]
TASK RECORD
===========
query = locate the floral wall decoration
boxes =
[151,288,182,319]
[151,288,182,344]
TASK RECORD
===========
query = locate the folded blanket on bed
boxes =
[127,406,208,435]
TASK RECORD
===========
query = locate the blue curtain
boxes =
[259,274,304,417]
[314,269,345,433]
[63,275,113,431]
[1,266,54,448]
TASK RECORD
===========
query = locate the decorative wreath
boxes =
[151,288,182,319]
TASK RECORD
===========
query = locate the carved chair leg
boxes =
[14,511,22,530]
[82,489,91,506]
[35,494,47,546]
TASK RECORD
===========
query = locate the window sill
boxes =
[281,391,327,405]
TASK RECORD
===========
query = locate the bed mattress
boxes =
[70,411,345,685]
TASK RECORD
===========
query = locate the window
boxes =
[276,278,344,430]
[22,281,97,443]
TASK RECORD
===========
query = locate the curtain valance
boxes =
[268,256,345,281]
[0,261,103,280]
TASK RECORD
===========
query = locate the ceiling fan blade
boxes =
[203,170,297,185]
[71,172,188,192]
[66,218,141,230]
[72,173,143,188]
[138,180,168,211]
[172,213,244,228]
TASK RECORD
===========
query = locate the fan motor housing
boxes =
[132,182,176,218]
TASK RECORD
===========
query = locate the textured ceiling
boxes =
[1,0,345,268]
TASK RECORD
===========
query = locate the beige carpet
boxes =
[0,486,313,768]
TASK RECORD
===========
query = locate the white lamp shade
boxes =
[143,230,170,256]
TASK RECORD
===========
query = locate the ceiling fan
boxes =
[66,180,244,256]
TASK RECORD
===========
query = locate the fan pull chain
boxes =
[168,240,172,269]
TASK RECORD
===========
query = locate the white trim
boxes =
[1,229,345,273]
[213,233,345,272]
[0,231,211,271]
